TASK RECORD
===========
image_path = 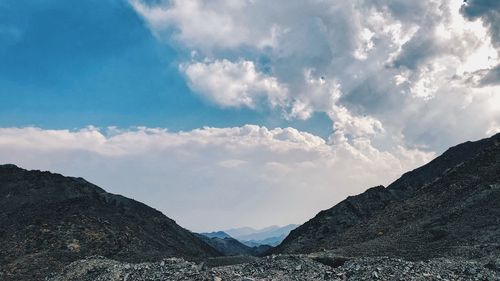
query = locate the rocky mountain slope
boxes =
[0,165,220,281]
[195,234,272,256]
[273,133,500,260]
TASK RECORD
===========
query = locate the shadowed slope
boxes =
[274,133,500,259]
[0,165,220,281]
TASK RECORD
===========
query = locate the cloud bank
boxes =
[131,0,500,151]
[0,126,433,231]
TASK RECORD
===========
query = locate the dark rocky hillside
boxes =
[273,133,500,260]
[196,234,272,256]
[0,165,220,281]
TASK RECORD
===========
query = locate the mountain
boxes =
[199,231,232,239]
[240,236,287,247]
[225,224,298,246]
[273,133,500,260]
[0,165,220,281]
[195,234,272,256]
[223,226,258,238]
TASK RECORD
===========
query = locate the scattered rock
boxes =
[486,258,500,272]
[47,254,500,281]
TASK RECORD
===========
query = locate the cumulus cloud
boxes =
[461,0,500,46]
[460,0,500,86]
[131,0,500,151]
[182,59,287,108]
[0,126,433,231]
[129,0,282,50]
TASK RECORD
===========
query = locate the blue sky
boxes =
[0,0,498,230]
[0,0,332,138]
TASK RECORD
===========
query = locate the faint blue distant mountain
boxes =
[199,231,232,239]
[224,224,299,246]
[223,227,257,238]
[196,232,271,256]
[240,235,286,247]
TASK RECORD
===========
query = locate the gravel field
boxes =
[47,254,500,281]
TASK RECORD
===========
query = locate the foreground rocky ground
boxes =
[47,254,500,281]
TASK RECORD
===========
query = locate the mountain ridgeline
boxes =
[194,234,272,256]
[273,133,500,259]
[224,224,298,247]
[195,225,298,255]
[0,165,220,281]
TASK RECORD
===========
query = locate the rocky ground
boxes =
[47,254,500,281]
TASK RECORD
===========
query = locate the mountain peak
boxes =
[0,163,22,170]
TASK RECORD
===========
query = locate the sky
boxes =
[0,0,499,231]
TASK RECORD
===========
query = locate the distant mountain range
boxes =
[224,224,298,247]
[273,133,500,260]
[199,231,232,239]
[194,233,271,256]
[0,165,220,281]
[196,225,299,255]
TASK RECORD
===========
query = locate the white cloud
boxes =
[182,59,288,108]
[131,0,500,152]
[0,126,433,231]
[487,121,500,136]
[129,0,282,50]
[328,105,384,139]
